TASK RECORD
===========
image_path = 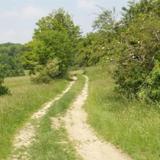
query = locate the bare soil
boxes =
[62,75,132,160]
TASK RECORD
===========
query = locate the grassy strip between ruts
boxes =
[29,75,85,160]
[0,76,67,160]
[85,65,160,160]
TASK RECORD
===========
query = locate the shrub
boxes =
[31,58,62,83]
[138,60,160,102]
[0,79,9,95]
[46,59,61,78]
[114,12,160,101]
[31,72,52,84]
[0,85,9,95]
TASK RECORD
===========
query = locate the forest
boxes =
[0,0,160,160]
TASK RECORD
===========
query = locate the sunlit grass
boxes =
[0,76,67,159]
[85,65,160,160]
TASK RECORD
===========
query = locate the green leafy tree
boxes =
[76,8,117,67]
[24,9,80,82]
[93,8,116,33]
[0,43,25,77]
[114,0,160,101]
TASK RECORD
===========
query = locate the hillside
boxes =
[0,0,160,160]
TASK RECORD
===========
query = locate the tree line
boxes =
[0,43,25,95]
[1,0,160,103]
[75,0,160,102]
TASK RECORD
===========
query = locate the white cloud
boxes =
[0,29,32,44]
[21,6,46,19]
[77,0,97,9]
[0,5,48,43]
[0,5,47,20]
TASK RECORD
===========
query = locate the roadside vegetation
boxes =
[85,65,160,160]
[0,43,25,95]
[0,76,67,159]
[76,0,160,102]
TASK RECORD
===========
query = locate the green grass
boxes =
[29,75,84,160]
[85,65,160,160]
[0,76,67,159]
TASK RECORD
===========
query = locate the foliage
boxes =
[75,33,106,66]
[31,58,62,83]
[0,78,9,95]
[0,64,8,95]
[0,85,9,96]
[76,0,160,102]
[93,8,116,33]
[0,43,25,95]
[0,43,25,77]
[24,9,80,83]
[75,8,118,67]
[139,60,160,101]
[114,0,160,101]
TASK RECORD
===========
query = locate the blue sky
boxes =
[0,0,131,44]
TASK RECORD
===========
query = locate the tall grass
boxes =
[29,76,85,160]
[0,76,67,159]
[85,65,160,160]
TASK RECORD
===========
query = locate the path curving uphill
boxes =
[9,80,76,160]
[63,75,132,160]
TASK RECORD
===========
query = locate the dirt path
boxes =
[9,80,76,160]
[63,75,132,160]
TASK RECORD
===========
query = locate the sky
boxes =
[0,0,131,44]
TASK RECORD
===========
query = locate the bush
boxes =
[138,60,160,102]
[0,79,9,96]
[31,72,52,84]
[31,58,62,83]
[114,12,160,102]
[0,85,9,95]
[46,59,61,78]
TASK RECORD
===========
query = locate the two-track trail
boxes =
[62,75,132,160]
[10,75,132,160]
[9,80,76,160]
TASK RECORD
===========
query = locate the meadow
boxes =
[0,76,67,159]
[85,65,160,160]
[0,1,159,159]
[1,66,160,160]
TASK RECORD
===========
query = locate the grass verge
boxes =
[0,76,67,159]
[29,75,85,160]
[85,65,160,160]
